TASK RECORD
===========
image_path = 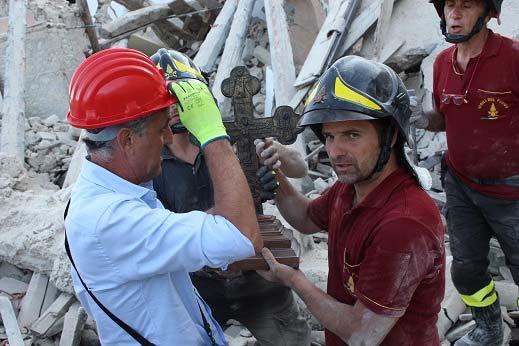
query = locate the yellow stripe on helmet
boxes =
[173,59,204,79]
[305,82,319,106]
[333,77,382,111]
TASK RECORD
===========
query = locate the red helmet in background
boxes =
[67,48,176,129]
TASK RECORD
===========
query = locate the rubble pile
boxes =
[0,262,99,346]
[25,115,77,186]
[0,0,89,119]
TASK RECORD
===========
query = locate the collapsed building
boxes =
[1,0,519,345]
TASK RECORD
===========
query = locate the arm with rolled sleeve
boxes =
[96,197,255,282]
[259,215,443,345]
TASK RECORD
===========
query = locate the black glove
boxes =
[257,166,279,202]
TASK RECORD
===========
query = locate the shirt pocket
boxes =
[476,89,516,122]
[342,248,361,296]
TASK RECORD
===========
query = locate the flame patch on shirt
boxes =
[478,96,510,120]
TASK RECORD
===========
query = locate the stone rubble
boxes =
[24,115,77,187]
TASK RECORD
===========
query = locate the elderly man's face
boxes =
[444,0,488,36]
[131,108,173,182]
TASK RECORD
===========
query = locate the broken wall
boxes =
[358,0,443,72]
[0,0,89,119]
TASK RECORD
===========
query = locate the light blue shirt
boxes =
[65,158,255,345]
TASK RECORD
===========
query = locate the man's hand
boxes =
[254,137,308,178]
[409,94,429,130]
[257,248,300,287]
[254,138,282,169]
[168,80,229,148]
[256,166,279,202]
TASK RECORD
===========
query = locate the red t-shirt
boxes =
[433,31,519,199]
[308,169,445,346]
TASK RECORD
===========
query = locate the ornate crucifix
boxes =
[221,66,301,214]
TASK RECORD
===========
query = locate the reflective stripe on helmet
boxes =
[304,82,319,106]
[333,77,382,111]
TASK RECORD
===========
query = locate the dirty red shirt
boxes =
[308,169,445,346]
[433,31,519,199]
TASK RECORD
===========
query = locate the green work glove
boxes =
[168,80,229,148]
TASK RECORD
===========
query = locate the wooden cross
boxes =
[221,66,301,214]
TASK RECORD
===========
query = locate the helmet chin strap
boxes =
[441,16,486,43]
[441,5,489,44]
[361,123,395,183]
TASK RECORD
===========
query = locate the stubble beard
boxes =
[332,153,379,185]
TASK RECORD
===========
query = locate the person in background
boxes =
[411,1,519,344]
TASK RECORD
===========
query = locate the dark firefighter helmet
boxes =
[300,55,413,178]
[151,48,207,84]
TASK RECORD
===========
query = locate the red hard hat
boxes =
[67,48,176,129]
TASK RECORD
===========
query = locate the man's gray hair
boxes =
[83,115,155,158]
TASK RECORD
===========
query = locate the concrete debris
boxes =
[0,0,88,119]
[24,116,77,186]
[0,277,28,296]
[0,264,99,345]
[0,296,25,346]
[224,324,256,346]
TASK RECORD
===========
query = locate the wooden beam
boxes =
[100,3,198,41]
[0,0,27,162]
[336,0,382,59]
[77,0,101,52]
[93,0,113,24]
[211,0,255,115]
[288,85,311,110]
[264,0,297,106]
[0,296,24,346]
[113,0,197,49]
[193,0,238,72]
[114,0,149,10]
[99,5,173,39]
[373,0,396,61]
[293,0,357,88]
[325,0,361,71]
[264,66,274,117]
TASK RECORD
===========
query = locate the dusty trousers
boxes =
[191,271,311,346]
[445,169,519,297]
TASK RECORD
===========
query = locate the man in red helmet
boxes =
[64,48,262,345]
[410,1,519,345]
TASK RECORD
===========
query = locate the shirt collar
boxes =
[341,168,415,210]
[480,30,502,58]
[81,157,156,200]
